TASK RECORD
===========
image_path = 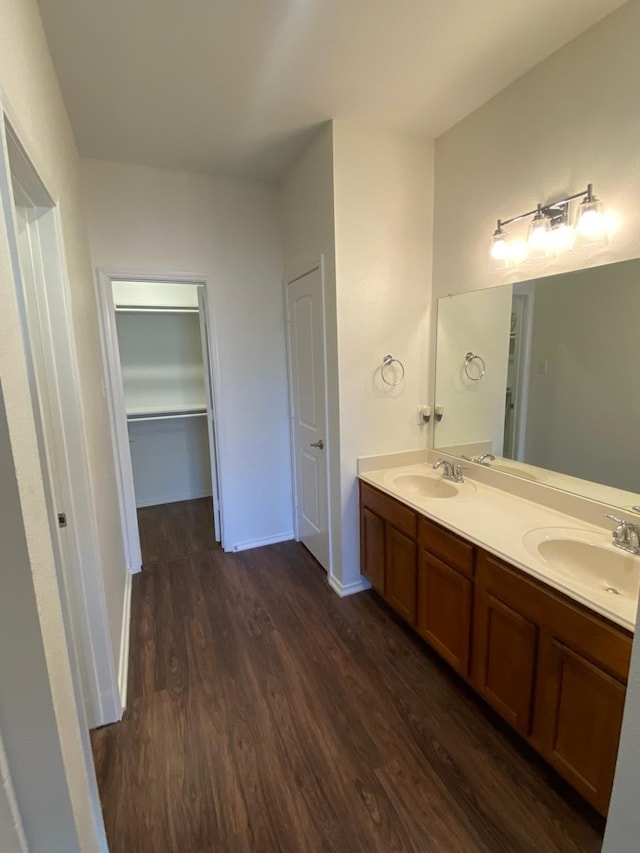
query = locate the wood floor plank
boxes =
[91,500,604,852]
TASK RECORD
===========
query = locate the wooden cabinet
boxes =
[417,518,473,677]
[472,584,538,735]
[358,481,633,815]
[359,482,417,621]
[538,640,626,813]
[361,506,385,593]
[473,550,631,813]
[386,526,418,624]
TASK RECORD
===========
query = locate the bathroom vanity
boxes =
[358,462,636,815]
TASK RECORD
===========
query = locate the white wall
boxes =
[332,122,433,587]
[82,158,293,550]
[279,124,343,582]
[431,2,640,846]
[0,0,116,845]
[433,1,640,305]
[434,286,512,453]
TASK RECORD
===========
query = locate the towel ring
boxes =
[381,353,405,387]
[464,352,486,381]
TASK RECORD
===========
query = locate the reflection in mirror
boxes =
[433,258,640,511]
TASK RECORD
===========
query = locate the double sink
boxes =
[382,466,640,605]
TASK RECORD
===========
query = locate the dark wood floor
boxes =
[92,498,604,853]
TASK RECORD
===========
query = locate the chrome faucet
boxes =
[476,453,496,465]
[605,514,640,556]
[433,459,465,483]
[461,453,495,466]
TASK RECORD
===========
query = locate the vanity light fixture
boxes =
[489,183,607,268]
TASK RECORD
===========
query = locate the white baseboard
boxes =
[328,574,371,598]
[229,530,294,552]
[118,570,132,714]
[135,488,212,509]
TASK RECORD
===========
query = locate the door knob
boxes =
[309,439,324,450]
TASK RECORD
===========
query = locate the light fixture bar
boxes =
[489,182,607,268]
[496,184,594,230]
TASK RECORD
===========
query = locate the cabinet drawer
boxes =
[418,517,474,578]
[360,481,417,539]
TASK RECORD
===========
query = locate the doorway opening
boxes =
[98,276,223,575]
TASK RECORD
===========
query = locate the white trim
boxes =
[117,571,132,713]
[95,270,143,574]
[135,489,213,509]
[282,275,299,541]
[328,575,371,598]
[230,531,294,552]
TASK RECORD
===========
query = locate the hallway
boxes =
[91,499,603,852]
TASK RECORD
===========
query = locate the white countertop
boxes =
[359,461,638,632]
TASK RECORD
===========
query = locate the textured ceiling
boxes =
[37,0,627,181]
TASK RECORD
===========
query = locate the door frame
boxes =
[95,270,227,565]
[0,116,121,728]
[283,257,333,576]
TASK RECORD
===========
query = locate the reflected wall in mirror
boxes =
[433,258,640,511]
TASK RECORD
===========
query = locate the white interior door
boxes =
[286,267,329,570]
[197,286,221,542]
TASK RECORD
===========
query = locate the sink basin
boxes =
[384,469,476,500]
[523,527,640,599]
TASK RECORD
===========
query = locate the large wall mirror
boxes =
[433,258,640,512]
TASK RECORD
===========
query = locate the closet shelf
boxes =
[127,406,207,423]
[115,306,199,314]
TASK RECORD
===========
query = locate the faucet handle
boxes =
[605,513,626,526]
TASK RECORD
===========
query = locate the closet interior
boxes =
[112,281,218,528]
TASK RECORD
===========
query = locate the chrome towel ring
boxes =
[464,351,486,381]
[381,353,405,387]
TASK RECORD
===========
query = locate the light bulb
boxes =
[577,206,605,239]
[509,238,529,263]
[527,209,551,258]
[574,189,608,247]
[529,223,549,250]
[551,223,575,253]
[491,234,508,260]
[490,227,510,269]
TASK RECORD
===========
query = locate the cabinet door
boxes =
[536,639,626,813]
[417,551,472,677]
[360,506,385,593]
[472,587,538,735]
[385,525,417,625]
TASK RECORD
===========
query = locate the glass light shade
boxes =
[527,213,552,259]
[550,222,575,253]
[509,238,529,263]
[575,196,608,247]
[490,229,510,269]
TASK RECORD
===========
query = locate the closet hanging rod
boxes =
[127,410,207,423]
[115,306,199,314]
